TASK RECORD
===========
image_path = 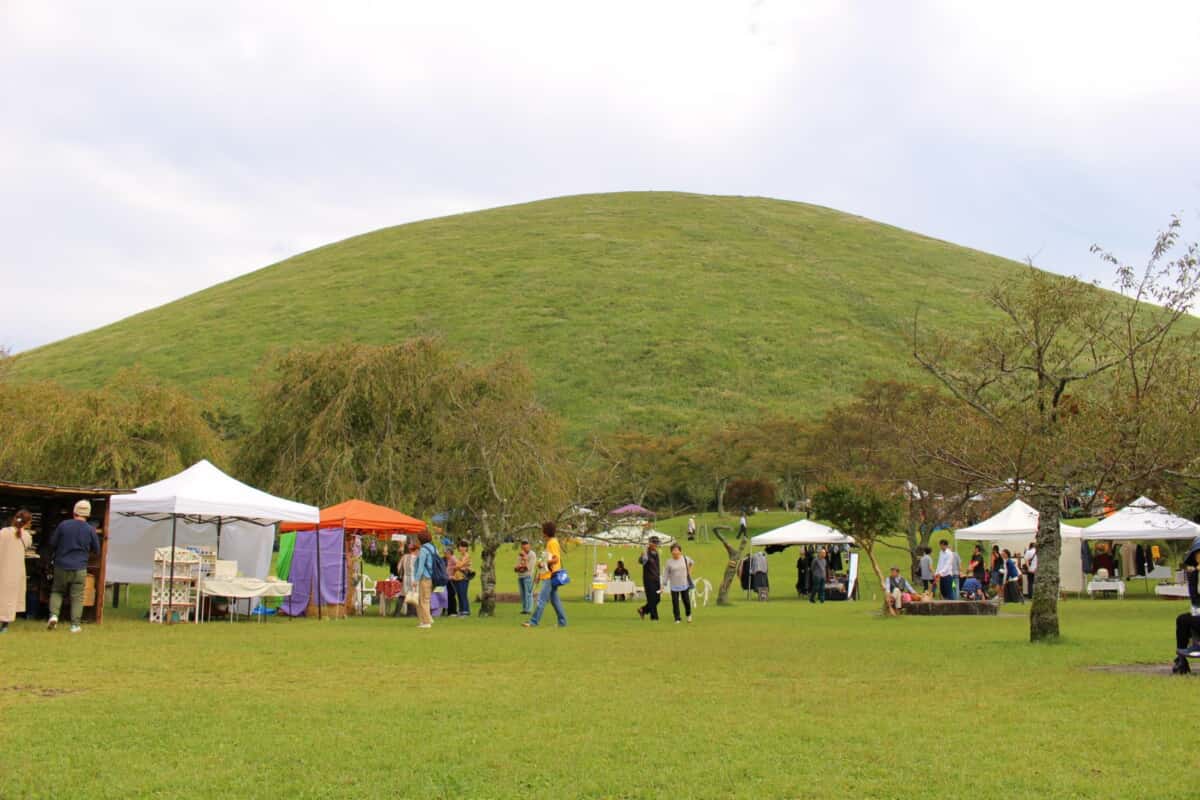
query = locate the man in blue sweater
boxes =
[48,500,100,633]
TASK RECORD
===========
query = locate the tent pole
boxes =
[167,515,178,625]
[315,526,322,620]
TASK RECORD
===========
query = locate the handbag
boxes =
[551,569,571,587]
[466,570,477,580]
[404,589,418,605]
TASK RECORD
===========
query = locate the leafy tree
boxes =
[807,381,979,580]
[239,339,570,617]
[742,416,818,511]
[0,368,223,487]
[811,483,902,616]
[691,425,753,515]
[914,219,1200,641]
[724,478,777,511]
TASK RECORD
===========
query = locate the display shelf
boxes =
[150,547,202,624]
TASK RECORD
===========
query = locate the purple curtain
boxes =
[280,527,345,615]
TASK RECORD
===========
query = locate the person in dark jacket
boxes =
[1172,536,1200,674]
[637,537,662,621]
[48,500,100,633]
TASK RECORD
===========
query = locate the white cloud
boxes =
[1,0,1197,351]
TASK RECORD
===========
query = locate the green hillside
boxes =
[13,192,1033,434]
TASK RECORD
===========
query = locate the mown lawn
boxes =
[1,516,1192,799]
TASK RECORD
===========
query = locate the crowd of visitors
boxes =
[894,539,1038,607]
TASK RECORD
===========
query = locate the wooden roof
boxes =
[0,478,129,497]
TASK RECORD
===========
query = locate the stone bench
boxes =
[903,600,998,616]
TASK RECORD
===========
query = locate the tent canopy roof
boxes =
[751,519,853,547]
[110,460,318,525]
[280,499,426,534]
[955,498,1081,541]
[580,524,675,547]
[609,503,654,517]
[1081,496,1199,541]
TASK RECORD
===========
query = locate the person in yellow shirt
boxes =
[522,521,567,628]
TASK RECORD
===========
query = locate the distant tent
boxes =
[1080,497,1199,541]
[954,498,1084,593]
[610,503,655,518]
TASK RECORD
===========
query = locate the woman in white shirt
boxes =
[663,544,694,624]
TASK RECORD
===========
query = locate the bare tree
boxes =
[914,218,1200,641]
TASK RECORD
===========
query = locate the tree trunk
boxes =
[477,515,500,617]
[1029,489,1062,642]
[713,528,746,606]
[716,478,728,516]
[862,544,897,617]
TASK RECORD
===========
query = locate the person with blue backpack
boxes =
[415,529,448,629]
[523,521,567,628]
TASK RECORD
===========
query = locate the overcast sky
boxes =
[3,1,1199,352]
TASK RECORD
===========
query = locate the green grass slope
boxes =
[14,192,1031,433]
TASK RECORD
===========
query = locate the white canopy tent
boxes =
[108,460,319,585]
[751,519,854,547]
[954,499,1084,593]
[1080,496,1199,541]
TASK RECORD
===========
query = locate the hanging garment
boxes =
[1081,540,1092,574]
[739,558,750,590]
[829,547,844,572]
[1135,545,1148,576]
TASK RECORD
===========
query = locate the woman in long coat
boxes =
[0,510,34,632]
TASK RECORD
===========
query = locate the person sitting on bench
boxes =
[885,567,917,611]
[1172,536,1200,675]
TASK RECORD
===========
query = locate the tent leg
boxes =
[167,515,178,626]
[315,528,322,620]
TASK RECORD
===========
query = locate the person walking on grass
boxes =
[515,538,535,614]
[664,544,694,623]
[809,548,828,603]
[687,516,697,541]
[0,510,33,633]
[48,500,99,633]
[524,521,566,628]
[637,536,662,621]
[451,539,472,617]
[414,530,438,629]
[918,546,933,593]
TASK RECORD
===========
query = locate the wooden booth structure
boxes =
[0,478,128,625]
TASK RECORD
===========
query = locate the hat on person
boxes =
[74,500,92,518]
[648,536,660,544]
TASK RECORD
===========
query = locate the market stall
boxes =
[749,519,856,600]
[0,478,128,625]
[280,499,426,618]
[1080,497,1199,597]
[579,523,675,602]
[107,460,318,623]
[955,499,1085,594]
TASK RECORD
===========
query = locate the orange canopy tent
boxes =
[280,499,426,535]
[279,499,426,618]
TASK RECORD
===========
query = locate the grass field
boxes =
[10,191,1050,436]
[2,513,1192,799]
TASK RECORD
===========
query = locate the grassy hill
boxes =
[13,192,1037,434]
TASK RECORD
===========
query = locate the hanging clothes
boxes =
[750,551,769,599]
[829,547,844,573]
[1135,544,1148,576]
[738,557,750,590]
[1081,540,1092,574]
